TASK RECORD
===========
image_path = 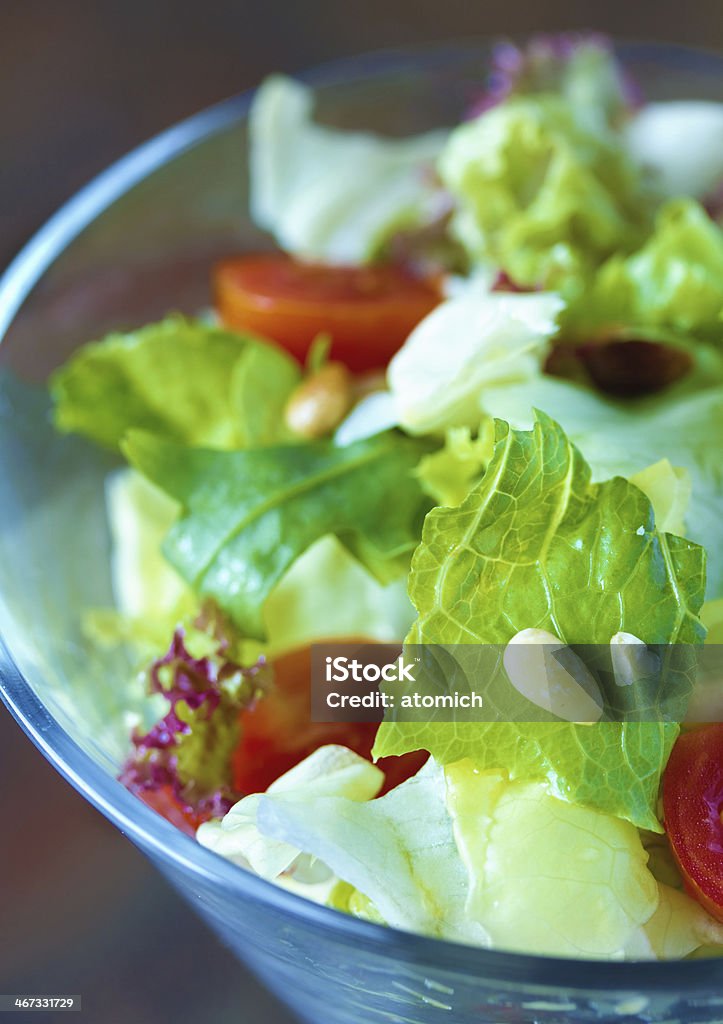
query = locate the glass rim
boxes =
[2,40,723,994]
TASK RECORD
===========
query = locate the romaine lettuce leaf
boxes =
[374,413,706,829]
[438,95,652,288]
[573,199,723,343]
[387,285,563,433]
[123,430,432,638]
[50,316,301,450]
[629,460,691,537]
[256,758,487,942]
[445,762,658,957]
[249,75,447,264]
[480,378,723,596]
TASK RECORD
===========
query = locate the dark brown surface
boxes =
[0,717,290,1023]
[1,2,722,1022]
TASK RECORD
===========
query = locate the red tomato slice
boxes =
[136,785,205,837]
[213,254,440,372]
[232,646,426,797]
[663,724,723,921]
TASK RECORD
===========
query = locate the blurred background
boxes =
[1,2,721,1021]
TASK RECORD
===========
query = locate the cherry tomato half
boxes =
[663,724,723,922]
[213,254,440,372]
[232,646,426,797]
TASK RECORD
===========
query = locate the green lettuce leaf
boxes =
[374,413,706,829]
[414,425,494,507]
[94,468,414,658]
[480,378,723,597]
[81,468,196,657]
[229,341,301,447]
[249,75,447,264]
[106,468,191,623]
[571,199,723,342]
[123,430,432,639]
[50,316,300,450]
[438,95,652,288]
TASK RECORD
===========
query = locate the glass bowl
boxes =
[2,42,723,1024]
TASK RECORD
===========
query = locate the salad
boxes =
[47,34,723,960]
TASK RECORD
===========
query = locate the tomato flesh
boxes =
[213,254,440,372]
[663,724,723,921]
[232,646,426,796]
[136,785,205,837]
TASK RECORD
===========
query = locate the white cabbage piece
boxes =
[257,758,488,943]
[197,744,384,879]
[387,286,563,434]
[625,884,723,959]
[444,761,659,958]
[262,535,415,653]
[625,101,723,203]
[106,468,189,620]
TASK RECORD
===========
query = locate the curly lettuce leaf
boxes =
[50,316,300,451]
[439,95,652,288]
[414,425,494,507]
[375,413,706,829]
[406,412,704,647]
[119,610,270,822]
[250,75,447,264]
[123,430,432,639]
[476,34,637,132]
[573,199,723,343]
